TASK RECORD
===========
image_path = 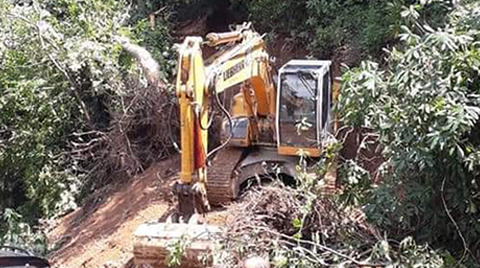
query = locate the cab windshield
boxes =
[278,72,318,148]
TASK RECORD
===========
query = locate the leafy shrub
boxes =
[0,0,174,226]
[0,208,47,255]
[232,0,452,64]
[337,1,480,264]
[0,0,88,221]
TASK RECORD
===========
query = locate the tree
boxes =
[233,0,451,65]
[0,0,174,238]
[337,1,480,264]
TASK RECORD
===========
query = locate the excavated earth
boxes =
[47,156,230,268]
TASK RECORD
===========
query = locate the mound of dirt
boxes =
[48,157,180,268]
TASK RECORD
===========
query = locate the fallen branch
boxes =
[215,185,438,267]
[258,227,387,267]
[114,36,166,89]
[71,37,179,195]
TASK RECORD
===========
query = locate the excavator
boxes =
[133,22,338,267]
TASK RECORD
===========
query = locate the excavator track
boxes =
[206,147,244,206]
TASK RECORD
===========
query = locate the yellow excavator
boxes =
[133,22,338,267]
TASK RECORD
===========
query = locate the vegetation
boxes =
[0,0,175,250]
[214,177,445,267]
[232,0,452,65]
[338,1,480,265]
[1,0,480,266]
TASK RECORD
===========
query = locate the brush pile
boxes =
[214,184,444,267]
[70,38,180,197]
[71,83,179,195]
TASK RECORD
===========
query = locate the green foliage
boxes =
[0,0,174,245]
[0,208,47,255]
[131,16,176,78]
[337,159,372,206]
[0,0,87,221]
[337,1,480,264]
[239,0,306,36]
[305,0,399,56]
[166,234,190,267]
[233,0,452,63]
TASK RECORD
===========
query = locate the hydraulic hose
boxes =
[198,103,214,131]
[168,100,181,153]
[206,84,233,164]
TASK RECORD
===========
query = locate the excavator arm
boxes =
[172,23,276,221]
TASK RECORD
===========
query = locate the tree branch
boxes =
[114,36,166,89]
[8,12,92,124]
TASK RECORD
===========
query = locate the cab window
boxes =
[278,72,318,148]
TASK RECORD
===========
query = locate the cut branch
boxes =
[115,36,166,89]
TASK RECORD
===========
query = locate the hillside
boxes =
[48,156,231,268]
[48,157,178,267]
[2,1,480,267]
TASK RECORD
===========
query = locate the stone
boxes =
[244,256,270,268]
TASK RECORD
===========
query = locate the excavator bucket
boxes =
[133,222,221,268]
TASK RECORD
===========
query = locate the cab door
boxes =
[276,62,332,157]
[318,68,332,140]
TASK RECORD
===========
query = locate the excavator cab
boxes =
[277,60,332,157]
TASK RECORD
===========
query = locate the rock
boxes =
[103,261,118,268]
[244,256,270,268]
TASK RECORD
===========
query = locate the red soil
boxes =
[48,157,179,268]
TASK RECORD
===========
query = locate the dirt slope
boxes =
[48,157,180,268]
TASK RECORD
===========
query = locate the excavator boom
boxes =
[172,23,279,221]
